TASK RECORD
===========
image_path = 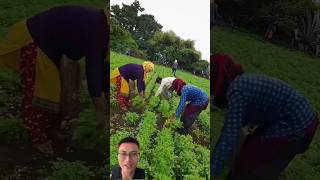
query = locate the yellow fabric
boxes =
[0,20,61,112]
[110,68,129,95]
[0,20,32,72]
[0,49,20,72]
[0,21,33,55]
[110,68,120,84]
[142,61,154,81]
[34,48,61,103]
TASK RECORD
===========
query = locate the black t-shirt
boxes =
[111,166,146,180]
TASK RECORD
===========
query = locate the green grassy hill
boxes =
[110,52,210,94]
[212,26,320,179]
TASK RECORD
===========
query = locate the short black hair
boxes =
[156,77,162,84]
[118,136,140,148]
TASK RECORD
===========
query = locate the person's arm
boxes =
[155,81,166,97]
[85,42,107,129]
[175,87,187,118]
[137,68,145,98]
[211,90,246,178]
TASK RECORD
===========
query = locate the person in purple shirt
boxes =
[0,5,108,153]
[111,61,154,109]
[170,79,209,134]
[172,59,178,77]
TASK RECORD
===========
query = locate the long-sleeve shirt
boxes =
[118,64,145,92]
[176,85,209,117]
[26,5,108,98]
[155,77,176,96]
[172,62,178,69]
[212,74,316,177]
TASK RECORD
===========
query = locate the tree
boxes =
[111,0,162,50]
[147,31,202,71]
[110,17,138,53]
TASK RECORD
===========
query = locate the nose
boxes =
[124,154,132,162]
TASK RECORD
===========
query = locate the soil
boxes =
[0,141,105,179]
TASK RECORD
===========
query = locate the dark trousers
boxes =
[228,116,319,180]
[172,68,177,77]
[178,102,208,134]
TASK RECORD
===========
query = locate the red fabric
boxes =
[20,42,50,144]
[171,78,186,96]
[211,54,243,107]
[183,101,208,117]
[231,116,319,177]
[115,76,129,109]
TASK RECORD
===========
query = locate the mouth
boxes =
[123,164,133,169]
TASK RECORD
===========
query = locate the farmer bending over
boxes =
[111,62,154,110]
[171,79,209,134]
[0,5,108,154]
[211,54,318,179]
[155,76,176,100]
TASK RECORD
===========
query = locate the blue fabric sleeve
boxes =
[176,88,187,117]
[212,89,246,177]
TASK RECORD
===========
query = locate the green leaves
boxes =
[137,111,157,169]
[148,96,160,111]
[123,112,140,125]
[174,134,199,178]
[132,96,144,109]
[0,118,27,143]
[71,109,106,150]
[151,128,175,177]
[111,1,162,50]
[47,159,93,180]
[158,100,172,118]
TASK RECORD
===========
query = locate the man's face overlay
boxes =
[118,143,140,174]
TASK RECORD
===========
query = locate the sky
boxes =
[110,0,210,61]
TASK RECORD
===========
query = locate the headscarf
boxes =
[212,54,244,108]
[171,78,186,96]
[142,61,154,81]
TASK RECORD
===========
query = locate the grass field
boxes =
[110,51,210,179]
[212,26,320,179]
[0,1,107,179]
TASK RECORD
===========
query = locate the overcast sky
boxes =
[110,0,210,61]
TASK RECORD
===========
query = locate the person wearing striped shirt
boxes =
[211,54,318,180]
[171,79,209,134]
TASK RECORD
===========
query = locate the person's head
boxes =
[156,77,162,84]
[211,54,243,108]
[174,59,178,63]
[142,61,154,73]
[142,61,154,81]
[118,137,140,174]
[170,79,186,96]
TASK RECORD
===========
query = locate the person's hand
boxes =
[128,98,133,105]
[34,141,54,155]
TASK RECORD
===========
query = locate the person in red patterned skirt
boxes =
[0,5,108,154]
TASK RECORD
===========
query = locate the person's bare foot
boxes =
[34,141,54,155]
[120,106,128,111]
